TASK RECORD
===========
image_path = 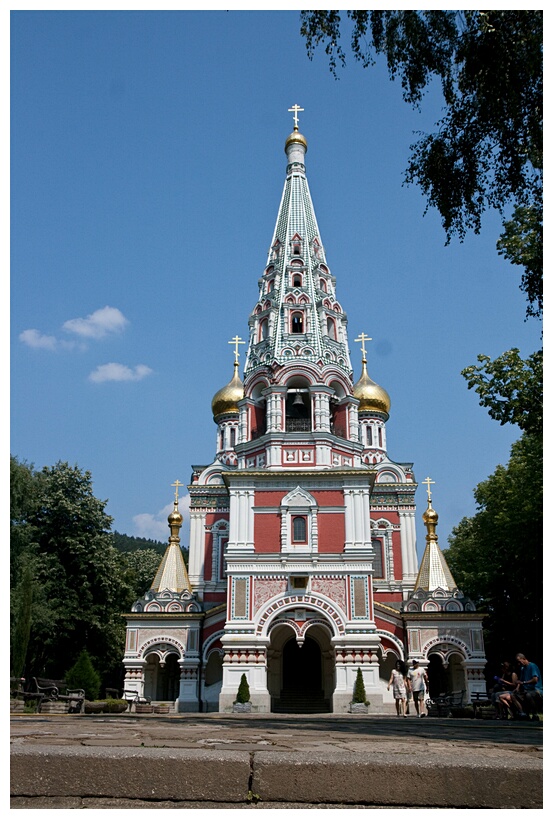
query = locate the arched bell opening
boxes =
[285,377,312,432]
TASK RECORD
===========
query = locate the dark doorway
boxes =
[427,654,448,698]
[274,636,330,713]
[157,653,180,701]
[283,636,321,692]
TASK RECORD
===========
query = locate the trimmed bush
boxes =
[353,668,367,704]
[236,673,251,704]
[65,649,101,701]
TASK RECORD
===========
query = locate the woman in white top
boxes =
[388,660,409,717]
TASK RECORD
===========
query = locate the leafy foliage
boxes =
[119,548,164,600]
[444,432,542,667]
[461,348,542,436]
[236,673,251,704]
[353,668,368,704]
[113,531,167,556]
[10,458,135,684]
[65,649,101,701]
[300,10,543,318]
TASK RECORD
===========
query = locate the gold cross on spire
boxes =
[422,476,435,503]
[355,332,373,360]
[171,479,184,503]
[288,104,304,130]
[228,335,245,364]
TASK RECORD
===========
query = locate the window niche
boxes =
[280,487,318,553]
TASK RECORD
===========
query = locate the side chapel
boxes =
[122,109,487,713]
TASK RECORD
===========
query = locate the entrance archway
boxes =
[267,623,333,713]
[144,652,181,701]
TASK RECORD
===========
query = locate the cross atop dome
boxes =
[288,103,304,130]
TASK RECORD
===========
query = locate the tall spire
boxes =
[151,483,192,593]
[413,480,457,592]
[244,105,352,377]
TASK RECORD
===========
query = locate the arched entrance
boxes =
[427,650,467,700]
[267,623,333,713]
[144,652,181,702]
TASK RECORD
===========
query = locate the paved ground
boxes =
[11,712,543,809]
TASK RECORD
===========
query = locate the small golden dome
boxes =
[422,504,439,525]
[168,508,183,526]
[353,361,391,415]
[211,362,244,419]
[285,129,308,152]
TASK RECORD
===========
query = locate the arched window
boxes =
[320,278,327,292]
[292,516,307,543]
[366,426,373,446]
[229,427,236,447]
[378,427,383,447]
[291,312,304,334]
[326,317,337,340]
[259,318,268,341]
[267,279,274,293]
[292,274,302,287]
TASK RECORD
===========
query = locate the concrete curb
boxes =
[11,744,543,808]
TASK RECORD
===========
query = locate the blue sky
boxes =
[10,8,541,556]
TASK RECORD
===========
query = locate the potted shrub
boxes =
[350,668,370,714]
[135,701,154,714]
[103,698,128,714]
[84,700,106,714]
[153,702,171,714]
[232,673,252,713]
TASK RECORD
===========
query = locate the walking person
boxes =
[408,659,429,717]
[388,660,409,717]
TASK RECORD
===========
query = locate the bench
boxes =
[426,690,466,717]
[10,678,44,713]
[32,677,85,713]
[471,691,493,718]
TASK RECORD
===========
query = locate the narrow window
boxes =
[291,312,304,334]
[292,516,307,543]
[230,427,236,447]
[378,427,383,447]
[326,317,336,340]
[259,318,268,341]
[293,242,301,255]
[320,278,327,293]
[293,274,302,287]
[366,426,373,446]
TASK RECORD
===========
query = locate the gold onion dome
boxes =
[353,360,391,415]
[422,504,439,525]
[211,362,244,418]
[285,129,308,152]
[168,506,183,526]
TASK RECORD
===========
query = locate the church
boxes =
[122,109,487,714]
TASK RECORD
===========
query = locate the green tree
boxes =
[300,10,543,317]
[120,548,164,600]
[11,460,134,683]
[236,673,251,704]
[353,668,368,704]
[113,531,167,556]
[10,559,33,679]
[461,348,542,437]
[65,649,101,701]
[445,432,542,666]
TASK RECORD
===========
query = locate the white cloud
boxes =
[63,306,128,339]
[88,363,153,383]
[133,495,190,541]
[19,329,59,350]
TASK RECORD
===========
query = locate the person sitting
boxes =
[515,653,542,721]
[493,661,520,719]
